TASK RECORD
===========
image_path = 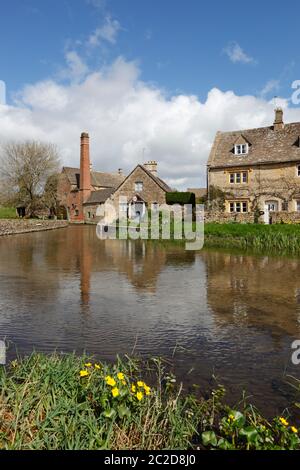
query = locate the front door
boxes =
[264,200,278,224]
[129,202,145,220]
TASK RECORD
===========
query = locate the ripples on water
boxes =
[0,225,300,416]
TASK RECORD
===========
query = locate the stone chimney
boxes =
[143,160,158,175]
[274,108,284,131]
[118,168,123,176]
[80,132,91,207]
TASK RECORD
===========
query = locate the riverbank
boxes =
[204,223,300,254]
[0,219,68,237]
[0,353,299,450]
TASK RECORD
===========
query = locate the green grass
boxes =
[204,223,300,254]
[0,207,17,219]
[0,353,299,450]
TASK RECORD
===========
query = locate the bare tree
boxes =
[0,141,60,217]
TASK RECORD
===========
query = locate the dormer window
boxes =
[234,144,248,155]
[297,165,300,177]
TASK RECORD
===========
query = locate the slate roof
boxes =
[114,164,172,193]
[208,122,300,169]
[63,167,125,189]
[84,188,115,204]
[187,188,207,198]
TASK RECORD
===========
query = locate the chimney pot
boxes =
[274,108,284,131]
[144,160,158,175]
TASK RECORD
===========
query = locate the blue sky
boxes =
[1,0,300,188]
[1,0,298,101]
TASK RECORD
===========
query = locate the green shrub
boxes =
[166,192,195,206]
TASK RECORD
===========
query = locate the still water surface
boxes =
[0,226,300,416]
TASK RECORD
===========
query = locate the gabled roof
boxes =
[84,188,115,204]
[62,167,125,188]
[114,164,172,193]
[208,122,300,169]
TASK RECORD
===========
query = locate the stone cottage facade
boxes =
[57,133,171,223]
[105,163,172,223]
[207,109,300,223]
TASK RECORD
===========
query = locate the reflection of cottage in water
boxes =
[203,250,300,336]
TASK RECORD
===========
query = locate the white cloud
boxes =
[63,51,89,81]
[260,79,280,98]
[0,57,299,190]
[88,16,121,47]
[224,41,255,64]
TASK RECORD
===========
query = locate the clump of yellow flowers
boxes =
[79,361,152,407]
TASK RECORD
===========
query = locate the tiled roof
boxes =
[140,165,172,192]
[63,167,125,188]
[208,122,300,169]
[187,188,207,198]
[84,188,115,204]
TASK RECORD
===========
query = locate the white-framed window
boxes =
[234,144,248,155]
[229,201,248,213]
[296,200,300,212]
[297,165,300,177]
[229,171,248,184]
[135,181,143,192]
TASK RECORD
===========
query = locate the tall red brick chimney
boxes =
[79,132,91,220]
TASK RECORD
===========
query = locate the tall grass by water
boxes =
[204,223,300,254]
[0,353,299,450]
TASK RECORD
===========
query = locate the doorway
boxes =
[264,200,278,224]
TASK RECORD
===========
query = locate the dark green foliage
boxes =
[166,192,196,206]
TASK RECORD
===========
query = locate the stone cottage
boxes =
[207,109,300,223]
[104,162,172,223]
[57,132,171,223]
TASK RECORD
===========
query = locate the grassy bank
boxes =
[0,353,299,450]
[204,223,300,254]
[0,207,16,219]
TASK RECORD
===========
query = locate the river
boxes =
[0,225,300,416]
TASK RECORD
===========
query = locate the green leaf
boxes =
[217,438,233,450]
[118,404,131,419]
[239,426,259,443]
[231,410,246,428]
[202,431,217,447]
[103,408,116,419]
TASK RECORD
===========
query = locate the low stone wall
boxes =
[0,220,68,237]
[269,211,300,224]
[204,211,255,224]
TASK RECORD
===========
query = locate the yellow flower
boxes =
[94,363,101,370]
[136,391,143,401]
[137,381,145,388]
[229,414,235,421]
[111,387,119,398]
[105,376,116,387]
[85,363,92,367]
[131,384,136,393]
[80,370,89,377]
[117,372,125,380]
[122,380,126,386]
[291,426,298,434]
[144,385,151,395]
[279,417,289,427]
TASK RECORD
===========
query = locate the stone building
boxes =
[104,162,172,223]
[57,132,171,223]
[57,133,124,222]
[207,109,300,223]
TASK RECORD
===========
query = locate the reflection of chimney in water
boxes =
[79,229,92,309]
